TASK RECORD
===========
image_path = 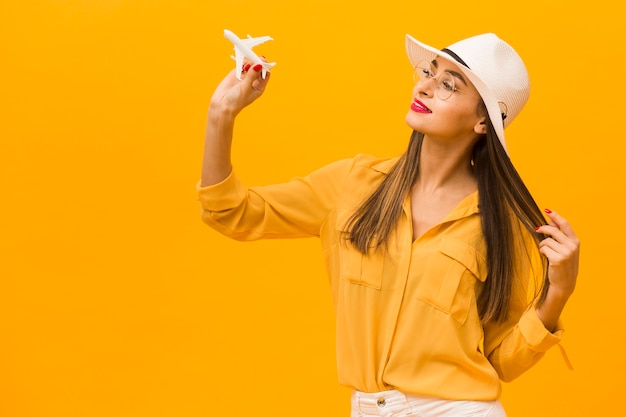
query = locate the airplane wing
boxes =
[240,35,273,48]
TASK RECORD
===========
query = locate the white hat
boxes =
[406,33,530,155]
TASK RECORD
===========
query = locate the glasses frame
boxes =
[412,60,480,101]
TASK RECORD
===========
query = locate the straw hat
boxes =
[406,33,530,155]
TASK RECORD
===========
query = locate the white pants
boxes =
[351,390,506,417]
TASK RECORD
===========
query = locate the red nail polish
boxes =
[544,209,552,214]
[253,64,262,72]
[243,63,251,71]
[535,226,541,231]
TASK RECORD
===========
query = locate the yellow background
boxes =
[0,0,622,416]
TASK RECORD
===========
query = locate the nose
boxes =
[414,77,436,97]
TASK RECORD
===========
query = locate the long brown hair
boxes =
[344,117,549,325]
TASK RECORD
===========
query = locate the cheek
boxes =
[447,99,481,120]
[434,101,483,133]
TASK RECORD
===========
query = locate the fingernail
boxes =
[253,64,262,72]
[535,226,541,231]
[544,209,552,214]
[243,63,251,71]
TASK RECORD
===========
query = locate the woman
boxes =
[197,32,580,417]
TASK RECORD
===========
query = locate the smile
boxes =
[410,99,432,113]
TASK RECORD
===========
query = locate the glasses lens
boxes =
[413,61,455,101]
[413,60,432,84]
[436,72,455,100]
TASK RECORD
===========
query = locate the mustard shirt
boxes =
[197,154,564,401]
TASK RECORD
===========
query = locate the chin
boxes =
[405,112,424,132]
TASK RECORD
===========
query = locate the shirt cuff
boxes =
[196,170,246,211]
[518,308,564,352]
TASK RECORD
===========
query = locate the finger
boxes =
[243,64,270,93]
[538,235,579,262]
[244,63,263,80]
[252,69,270,92]
[539,229,580,258]
[240,58,253,76]
[538,244,562,263]
[536,224,568,244]
[538,241,576,267]
[538,237,563,254]
[543,209,578,238]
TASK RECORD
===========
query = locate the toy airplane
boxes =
[224,29,276,80]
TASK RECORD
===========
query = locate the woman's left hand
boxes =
[534,209,580,332]
[536,209,580,298]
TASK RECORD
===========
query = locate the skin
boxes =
[201,57,579,334]
[535,210,580,332]
[201,62,270,187]
[405,58,486,240]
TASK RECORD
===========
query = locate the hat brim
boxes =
[405,34,507,154]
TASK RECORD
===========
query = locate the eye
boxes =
[413,62,436,84]
[417,67,433,78]
[415,61,435,78]
[440,74,455,92]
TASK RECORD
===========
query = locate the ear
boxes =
[474,117,487,135]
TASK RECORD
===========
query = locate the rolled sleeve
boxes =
[196,158,358,241]
[196,170,246,212]
[518,308,564,351]
[487,307,566,382]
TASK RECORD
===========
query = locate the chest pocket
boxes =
[336,210,384,290]
[416,237,486,324]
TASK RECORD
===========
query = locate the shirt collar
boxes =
[446,190,480,219]
[372,157,400,174]
[374,157,480,217]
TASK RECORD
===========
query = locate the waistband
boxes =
[351,390,506,417]
[352,390,412,415]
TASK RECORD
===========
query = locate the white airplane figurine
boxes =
[224,29,276,80]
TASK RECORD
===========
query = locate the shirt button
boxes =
[377,398,386,407]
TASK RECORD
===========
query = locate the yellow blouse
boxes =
[197,154,564,401]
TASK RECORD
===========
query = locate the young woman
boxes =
[197,32,580,417]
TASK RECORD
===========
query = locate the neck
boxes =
[413,135,476,193]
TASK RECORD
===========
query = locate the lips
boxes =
[410,99,432,113]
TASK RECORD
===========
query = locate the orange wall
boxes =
[1,1,622,416]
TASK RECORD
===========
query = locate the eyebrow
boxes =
[431,59,469,86]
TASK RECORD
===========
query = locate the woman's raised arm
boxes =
[201,63,270,186]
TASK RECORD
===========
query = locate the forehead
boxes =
[432,57,463,72]
[432,57,472,87]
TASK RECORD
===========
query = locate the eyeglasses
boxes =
[413,60,478,101]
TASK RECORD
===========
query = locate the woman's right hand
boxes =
[209,62,271,117]
[201,62,271,187]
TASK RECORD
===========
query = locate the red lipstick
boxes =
[411,99,432,113]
